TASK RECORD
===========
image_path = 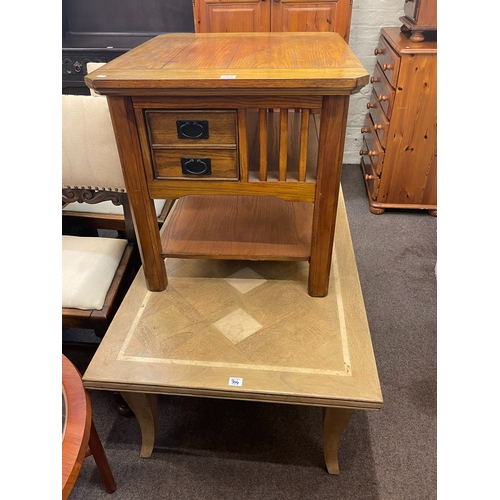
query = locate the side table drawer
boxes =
[374,36,400,88]
[146,110,237,146]
[152,148,239,180]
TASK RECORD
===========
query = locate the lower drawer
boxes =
[152,148,239,180]
[360,116,384,175]
[360,156,380,201]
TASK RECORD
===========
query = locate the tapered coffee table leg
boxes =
[323,407,354,474]
[120,392,158,458]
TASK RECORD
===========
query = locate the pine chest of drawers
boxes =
[360,27,437,215]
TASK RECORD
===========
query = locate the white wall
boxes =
[344,0,404,164]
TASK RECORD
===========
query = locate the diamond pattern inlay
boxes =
[225,267,267,294]
[213,308,263,344]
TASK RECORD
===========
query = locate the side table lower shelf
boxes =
[161,195,314,261]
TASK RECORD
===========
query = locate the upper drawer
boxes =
[374,36,400,88]
[371,64,396,120]
[146,110,237,146]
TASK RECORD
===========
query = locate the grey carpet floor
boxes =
[63,164,437,500]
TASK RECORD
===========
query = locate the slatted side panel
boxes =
[259,109,268,181]
[244,109,319,183]
[279,109,288,181]
[237,108,249,182]
[298,109,310,182]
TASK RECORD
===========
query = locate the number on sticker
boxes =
[229,377,243,386]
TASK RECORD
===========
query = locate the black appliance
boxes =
[62,0,194,95]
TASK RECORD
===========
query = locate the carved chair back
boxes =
[62,94,135,242]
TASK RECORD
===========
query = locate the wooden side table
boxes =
[85,32,368,298]
[62,355,116,498]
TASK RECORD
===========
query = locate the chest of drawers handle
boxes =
[359,149,380,157]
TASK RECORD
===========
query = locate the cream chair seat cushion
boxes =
[62,235,128,310]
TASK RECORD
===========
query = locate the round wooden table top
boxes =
[62,354,92,500]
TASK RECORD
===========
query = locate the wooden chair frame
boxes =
[62,198,174,233]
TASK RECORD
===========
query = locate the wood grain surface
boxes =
[62,355,92,499]
[85,32,368,96]
[82,187,382,410]
[161,195,313,260]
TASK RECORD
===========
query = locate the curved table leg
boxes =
[120,392,158,458]
[322,407,355,475]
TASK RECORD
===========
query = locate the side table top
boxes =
[84,32,369,96]
[83,188,382,411]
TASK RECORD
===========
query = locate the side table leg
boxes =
[322,407,354,475]
[120,392,158,458]
[309,95,350,297]
[106,96,168,292]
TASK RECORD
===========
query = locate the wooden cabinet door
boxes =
[271,0,353,42]
[194,0,270,33]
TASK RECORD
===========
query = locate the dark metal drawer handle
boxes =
[177,120,209,139]
[181,157,212,175]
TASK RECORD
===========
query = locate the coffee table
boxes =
[82,188,382,475]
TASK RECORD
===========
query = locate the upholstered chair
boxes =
[62,93,140,339]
